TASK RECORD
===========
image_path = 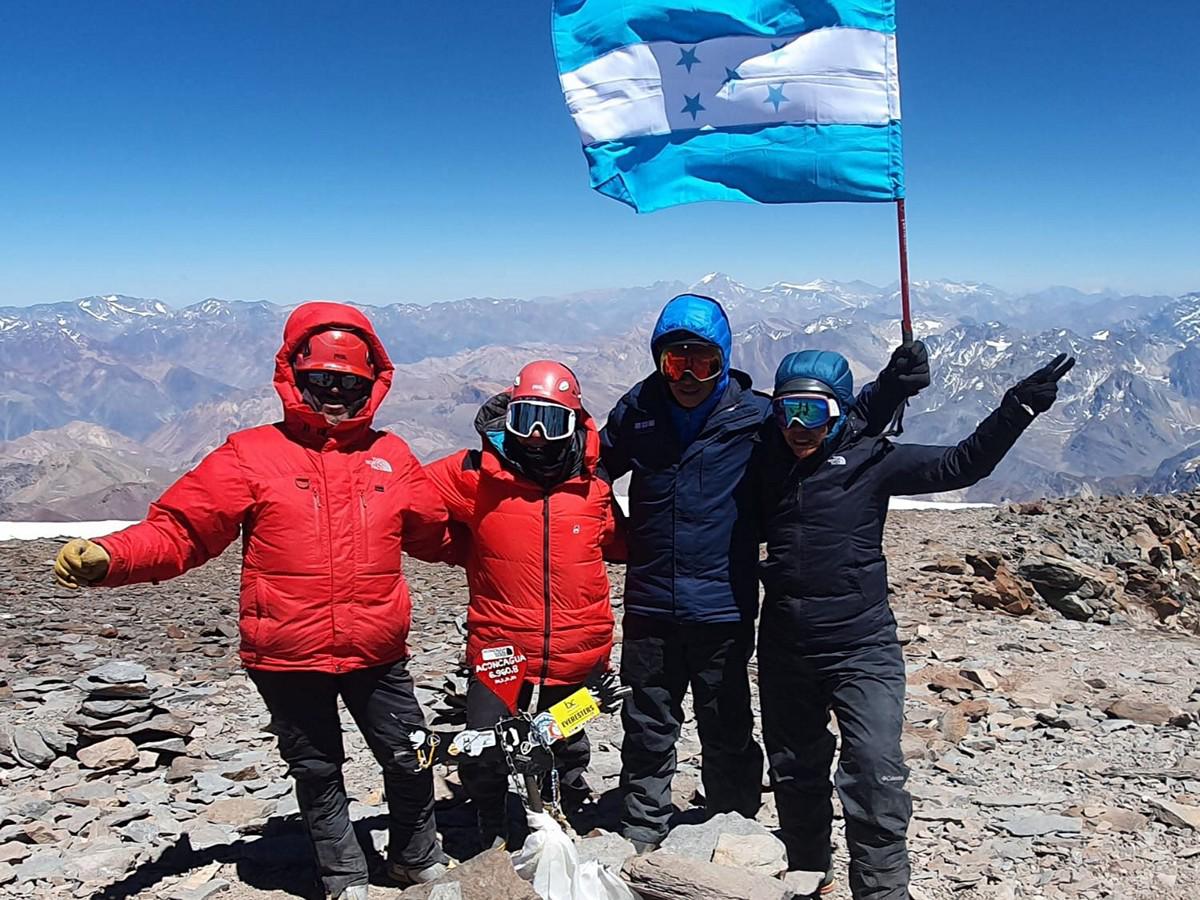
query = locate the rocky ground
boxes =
[2,493,1200,899]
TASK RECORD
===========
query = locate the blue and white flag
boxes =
[552,0,903,212]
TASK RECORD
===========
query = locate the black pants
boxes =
[618,613,763,845]
[460,679,591,831]
[249,659,441,896]
[759,634,912,900]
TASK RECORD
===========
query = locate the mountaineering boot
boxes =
[387,855,453,886]
[630,838,659,855]
[478,807,509,851]
[818,861,836,895]
[331,885,369,900]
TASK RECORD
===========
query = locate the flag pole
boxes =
[896,198,913,344]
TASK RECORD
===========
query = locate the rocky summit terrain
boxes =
[2,494,1200,899]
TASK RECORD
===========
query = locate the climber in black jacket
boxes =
[753,349,1074,900]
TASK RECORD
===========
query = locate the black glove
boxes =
[588,670,632,714]
[882,340,930,397]
[1007,353,1076,415]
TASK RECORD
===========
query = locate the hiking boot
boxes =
[478,808,509,852]
[818,865,836,895]
[332,885,369,900]
[387,859,453,886]
[630,838,659,855]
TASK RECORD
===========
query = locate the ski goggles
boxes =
[302,371,372,393]
[772,393,841,430]
[658,343,723,383]
[505,400,577,441]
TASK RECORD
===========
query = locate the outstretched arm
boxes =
[94,439,254,586]
[883,354,1075,496]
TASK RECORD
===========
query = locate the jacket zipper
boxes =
[316,455,340,672]
[359,491,369,565]
[539,490,552,686]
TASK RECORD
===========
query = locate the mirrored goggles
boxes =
[773,393,840,430]
[303,371,372,392]
[505,400,577,441]
[659,343,723,383]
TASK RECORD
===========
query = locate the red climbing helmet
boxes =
[510,360,583,411]
[293,329,374,380]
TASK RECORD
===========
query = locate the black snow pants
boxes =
[459,678,592,840]
[759,632,912,900]
[619,612,764,846]
[249,659,441,897]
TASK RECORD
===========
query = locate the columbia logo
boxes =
[365,457,392,473]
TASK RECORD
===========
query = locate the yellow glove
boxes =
[54,539,111,589]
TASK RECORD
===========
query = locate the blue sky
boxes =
[1,1,1197,306]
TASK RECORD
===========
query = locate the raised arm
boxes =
[855,340,931,437]
[882,354,1075,497]
[93,438,255,586]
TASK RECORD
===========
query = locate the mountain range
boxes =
[2,276,1199,519]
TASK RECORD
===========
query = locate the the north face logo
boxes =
[365,457,392,473]
[827,455,847,466]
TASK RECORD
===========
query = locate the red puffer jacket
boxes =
[424,394,620,687]
[95,302,449,673]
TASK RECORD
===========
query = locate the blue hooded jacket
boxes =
[602,298,910,624]
[601,294,768,623]
[651,294,733,447]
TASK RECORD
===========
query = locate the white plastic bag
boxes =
[512,811,637,900]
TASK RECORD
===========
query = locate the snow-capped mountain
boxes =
[2,274,1199,517]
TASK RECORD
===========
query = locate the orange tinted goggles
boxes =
[659,343,723,383]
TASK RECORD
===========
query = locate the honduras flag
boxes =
[552,1,903,212]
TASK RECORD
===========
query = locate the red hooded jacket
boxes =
[424,393,620,687]
[96,302,449,673]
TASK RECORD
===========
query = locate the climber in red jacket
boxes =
[53,301,451,900]
[424,360,627,851]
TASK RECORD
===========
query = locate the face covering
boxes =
[298,371,372,424]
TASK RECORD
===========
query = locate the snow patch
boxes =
[985,339,1012,353]
[0,521,136,541]
[890,498,995,510]
[614,496,992,516]
[1092,329,1110,341]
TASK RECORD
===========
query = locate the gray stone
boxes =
[575,831,637,870]
[194,772,237,797]
[119,819,163,844]
[1046,593,1094,621]
[995,814,1083,837]
[60,806,101,834]
[80,698,153,718]
[11,728,56,768]
[185,822,236,852]
[63,846,139,883]
[12,847,65,883]
[659,811,772,862]
[86,660,148,685]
